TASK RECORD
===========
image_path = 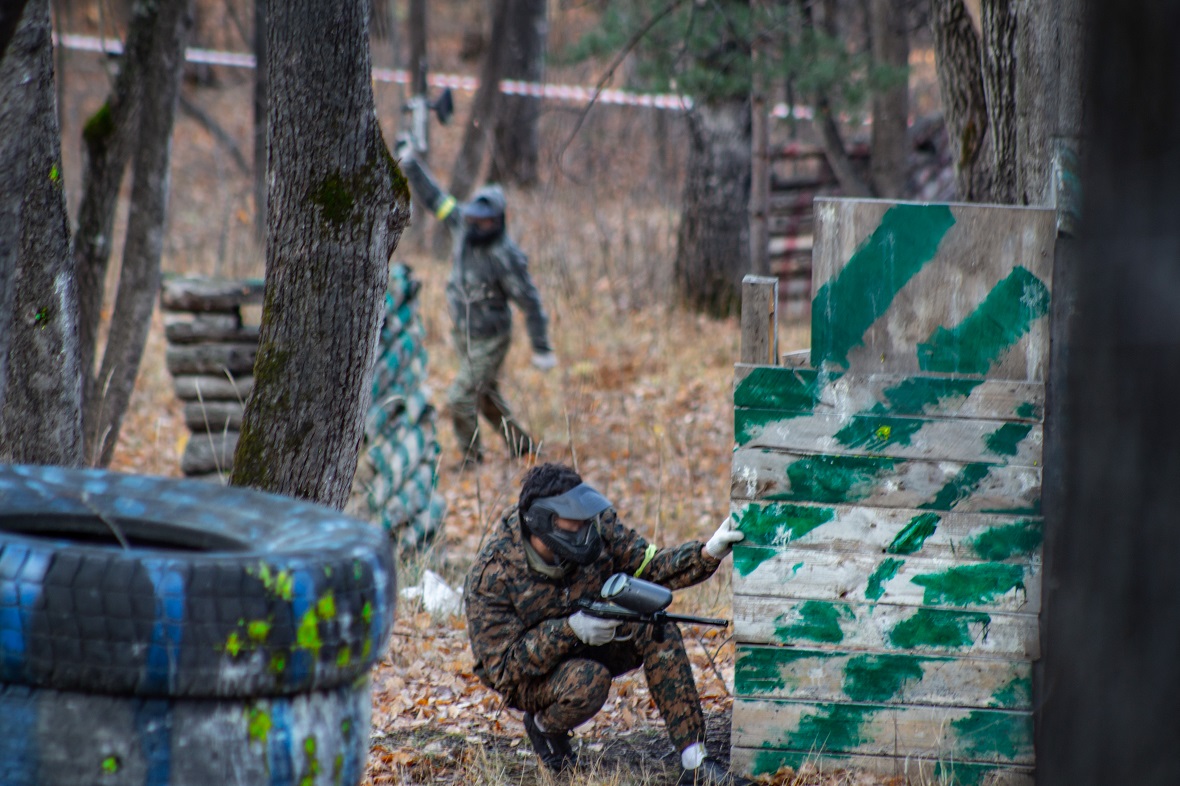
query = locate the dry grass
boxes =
[51,15,951,785]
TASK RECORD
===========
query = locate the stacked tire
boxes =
[0,465,395,786]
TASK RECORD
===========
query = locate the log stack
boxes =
[161,276,264,479]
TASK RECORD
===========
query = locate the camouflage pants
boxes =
[448,330,532,459]
[511,622,706,753]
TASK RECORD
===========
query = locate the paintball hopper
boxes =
[601,573,673,614]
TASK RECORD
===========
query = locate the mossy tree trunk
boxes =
[673,98,751,319]
[231,0,412,510]
[0,0,83,465]
[85,0,192,467]
[73,0,152,461]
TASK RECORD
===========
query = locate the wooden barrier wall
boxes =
[730,198,1055,785]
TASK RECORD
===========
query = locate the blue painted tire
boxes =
[0,465,395,698]
[0,680,371,786]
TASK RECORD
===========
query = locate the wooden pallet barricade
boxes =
[731,198,1056,785]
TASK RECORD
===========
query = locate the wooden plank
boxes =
[733,597,1039,659]
[172,374,254,402]
[184,400,245,432]
[734,644,1032,709]
[735,409,1043,466]
[810,199,1055,380]
[730,500,1041,563]
[163,313,260,344]
[181,431,239,476]
[740,275,779,365]
[732,698,1035,765]
[160,276,265,312]
[732,448,1041,514]
[730,746,1035,785]
[165,343,258,376]
[733,549,1039,613]
[733,365,1045,422]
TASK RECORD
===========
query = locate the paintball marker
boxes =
[577,573,728,642]
[402,86,454,155]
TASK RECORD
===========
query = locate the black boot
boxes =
[676,757,752,786]
[523,712,576,773]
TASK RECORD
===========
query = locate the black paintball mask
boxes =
[462,186,506,246]
[522,483,611,566]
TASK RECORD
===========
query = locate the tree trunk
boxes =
[431,0,511,258]
[980,0,1018,203]
[674,99,752,318]
[1040,3,1180,783]
[487,0,546,186]
[0,0,36,409]
[0,0,83,466]
[0,0,31,61]
[929,0,995,200]
[232,0,411,509]
[86,0,192,467]
[807,0,873,197]
[403,0,427,251]
[253,0,267,241]
[1014,0,1057,205]
[74,0,149,453]
[870,0,910,198]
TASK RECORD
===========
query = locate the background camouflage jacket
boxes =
[402,158,551,351]
[463,505,722,703]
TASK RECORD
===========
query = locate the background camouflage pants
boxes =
[448,330,532,459]
[510,622,706,753]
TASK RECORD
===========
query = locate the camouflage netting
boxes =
[348,263,446,554]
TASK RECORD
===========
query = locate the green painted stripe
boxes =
[968,518,1042,561]
[812,203,956,369]
[886,512,941,555]
[865,558,904,601]
[775,600,853,645]
[912,563,1026,607]
[918,463,993,511]
[734,646,835,695]
[783,703,873,752]
[841,653,926,703]
[917,266,1051,376]
[888,607,993,649]
[952,707,1034,762]
[833,415,926,451]
[733,367,830,411]
[880,376,984,414]
[781,454,900,505]
[732,545,776,577]
[990,676,1033,710]
[733,502,837,546]
[984,422,1033,457]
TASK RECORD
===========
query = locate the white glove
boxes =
[531,351,557,371]
[568,611,621,646]
[704,516,744,559]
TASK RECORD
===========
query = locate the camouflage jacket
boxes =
[463,505,722,704]
[402,158,551,351]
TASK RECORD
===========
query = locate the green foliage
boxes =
[559,1,907,116]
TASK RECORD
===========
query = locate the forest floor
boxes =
[49,13,942,785]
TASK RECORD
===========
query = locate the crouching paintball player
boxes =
[463,462,752,785]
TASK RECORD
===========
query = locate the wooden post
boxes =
[740,274,778,365]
